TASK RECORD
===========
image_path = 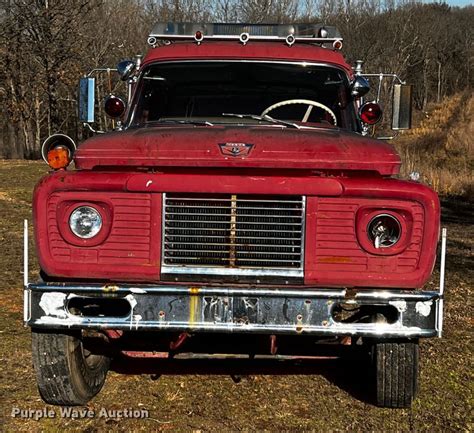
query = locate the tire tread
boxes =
[375,340,419,408]
[32,330,109,406]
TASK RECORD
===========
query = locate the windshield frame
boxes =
[125,59,359,131]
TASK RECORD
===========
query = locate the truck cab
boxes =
[26,23,443,408]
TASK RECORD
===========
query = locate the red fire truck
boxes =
[24,23,446,408]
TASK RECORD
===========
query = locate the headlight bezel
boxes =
[356,206,413,256]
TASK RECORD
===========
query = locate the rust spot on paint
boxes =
[318,256,353,263]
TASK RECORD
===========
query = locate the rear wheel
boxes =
[32,329,110,405]
[374,340,419,408]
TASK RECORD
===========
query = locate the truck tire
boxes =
[31,329,110,406]
[374,340,419,408]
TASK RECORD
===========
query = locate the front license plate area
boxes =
[202,296,260,325]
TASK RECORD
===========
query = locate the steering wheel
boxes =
[261,99,337,125]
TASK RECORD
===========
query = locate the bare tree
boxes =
[0,0,472,158]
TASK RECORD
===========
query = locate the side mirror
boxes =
[392,84,412,130]
[117,60,136,81]
[78,77,95,123]
[350,76,370,98]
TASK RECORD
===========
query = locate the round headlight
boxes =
[367,214,401,249]
[69,206,102,239]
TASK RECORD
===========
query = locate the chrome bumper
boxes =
[23,220,447,339]
[25,283,441,338]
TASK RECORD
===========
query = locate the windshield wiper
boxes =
[222,113,300,129]
[151,119,214,126]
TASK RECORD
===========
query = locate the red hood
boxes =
[74,126,401,175]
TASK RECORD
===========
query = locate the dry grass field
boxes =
[395,92,473,199]
[0,99,472,433]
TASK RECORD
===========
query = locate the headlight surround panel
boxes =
[55,200,112,247]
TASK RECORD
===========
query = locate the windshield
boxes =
[128,61,357,130]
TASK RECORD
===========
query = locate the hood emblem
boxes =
[219,143,254,157]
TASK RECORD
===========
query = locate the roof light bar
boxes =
[148,23,343,49]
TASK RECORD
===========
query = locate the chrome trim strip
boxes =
[161,266,304,278]
[28,283,440,301]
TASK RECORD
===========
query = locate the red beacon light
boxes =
[359,102,383,125]
[104,95,126,118]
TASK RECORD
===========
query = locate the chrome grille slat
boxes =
[166,212,303,219]
[165,242,301,247]
[167,206,303,211]
[167,220,302,225]
[166,232,301,238]
[162,193,305,276]
[164,249,301,255]
[164,227,302,233]
[165,197,302,203]
[165,257,301,263]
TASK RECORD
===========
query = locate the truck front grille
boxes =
[162,193,305,278]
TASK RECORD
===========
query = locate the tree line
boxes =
[0,0,472,158]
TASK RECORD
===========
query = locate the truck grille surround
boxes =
[162,193,305,278]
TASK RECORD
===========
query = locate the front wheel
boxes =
[374,340,419,408]
[32,329,110,405]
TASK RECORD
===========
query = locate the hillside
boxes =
[394,92,473,199]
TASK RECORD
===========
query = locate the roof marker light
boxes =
[286,34,295,46]
[194,30,204,43]
[239,32,249,45]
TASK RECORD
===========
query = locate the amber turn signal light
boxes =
[41,133,76,170]
[47,146,72,170]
